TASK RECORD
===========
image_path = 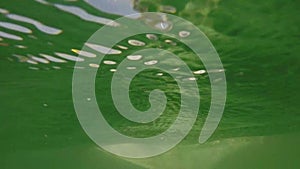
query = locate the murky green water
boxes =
[0,0,299,168]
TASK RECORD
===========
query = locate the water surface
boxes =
[0,0,299,168]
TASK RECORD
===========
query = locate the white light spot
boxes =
[103,60,116,65]
[85,42,121,55]
[74,66,85,69]
[55,52,84,62]
[13,54,28,62]
[128,39,145,46]
[15,45,27,49]
[0,31,23,40]
[146,34,158,40]
[27,60,38,65]
[29,55,50,64]
[28,35,38,39]
[7,14,62,35]
[52,66,61,69]
[0,21,32,33]
[72,49,96,58]
[172,67,180,71]
[35,0,50,5]
[89,63,99,68]
[179,31,191,38]
[126,66,136,70]
[154,21,173,31]
[116,45,128,50]
[165,39,176,45]
[208,69,225,73]
[29,66,39,70]
[40,53,66,63]
[127,55,142,61]
[54,4,120,27]
[213,78,223,82]
[188,77,197,81]
[193,70,206,75]
[159,5,177,13]
[144,60,158,65]
[0,8,9,14]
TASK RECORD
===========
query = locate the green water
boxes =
[0,0,299,168]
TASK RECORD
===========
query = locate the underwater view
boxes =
[0,0,299,168]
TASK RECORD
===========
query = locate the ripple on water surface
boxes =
[0,21,32,33]
[6,14,62,35]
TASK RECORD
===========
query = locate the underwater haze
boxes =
[0,0,299,168]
